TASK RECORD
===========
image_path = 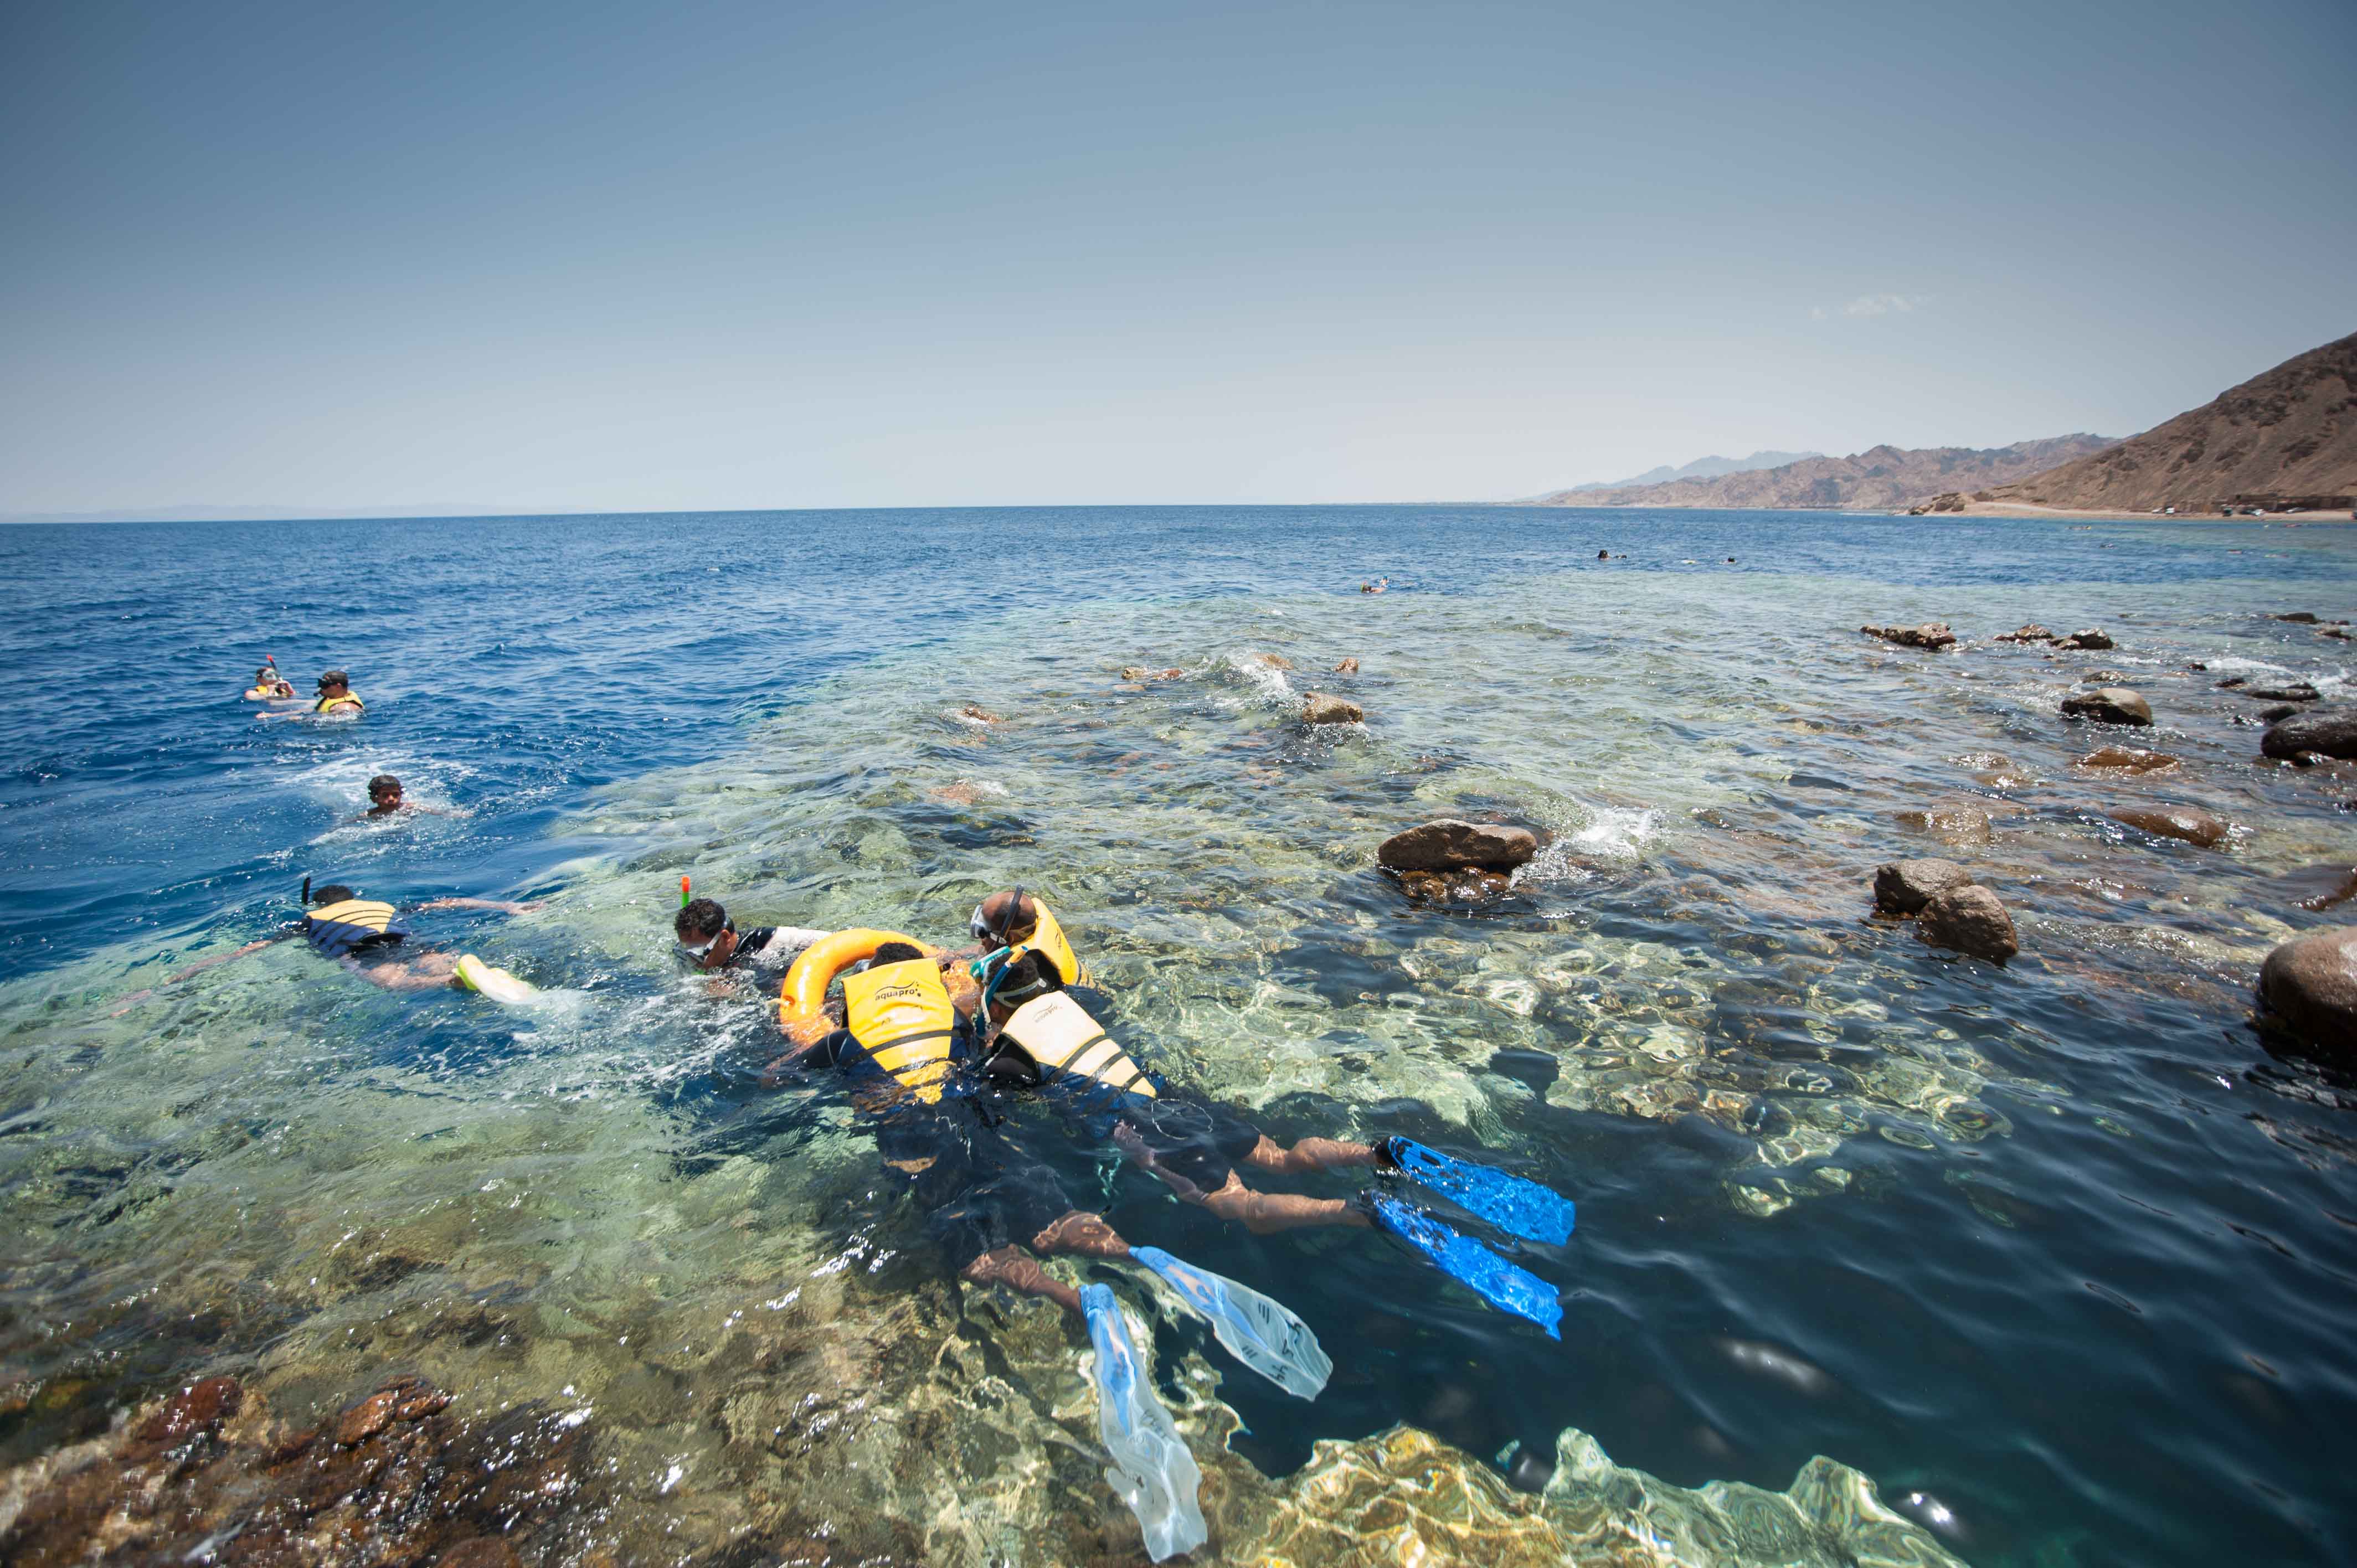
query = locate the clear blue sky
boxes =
[3,0,2351,513]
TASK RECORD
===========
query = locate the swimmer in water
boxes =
[243,660,296,700]
[256,669,364,721]
[357,775,447,820]
[114,881,545,1007]
[672,896,828,987]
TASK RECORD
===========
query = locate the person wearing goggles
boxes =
[674,896,825,976]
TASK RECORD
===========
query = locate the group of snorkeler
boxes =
[244,654,364,718]
[673,884,1578,1559]
[167,676,1578,1559]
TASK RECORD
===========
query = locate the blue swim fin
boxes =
[1363,1192,1564,1339]
[1080,1284,1207,1561]
[1383,1136,1576,1246]
[1131,1246,1331,1400]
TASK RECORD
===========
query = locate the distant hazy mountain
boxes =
[1982,331,2357,512]
[1529,435,2119,510]
[1536,450,1823,499]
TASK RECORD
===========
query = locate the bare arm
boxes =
[168,935,286,982]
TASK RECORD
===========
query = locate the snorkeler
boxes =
[968,924,1574,1337]
[243,658,296,700]
[255,669,363,721]
[673,896,827,978]
[126,880,547,1003]
[766,933,1332,1559]
[964,886,1098,991]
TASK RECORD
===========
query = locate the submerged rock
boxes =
[2061,688,2153,726]
[2261,709,2357,760]
[1874,858,1975,916]
[2258,926,2357,1057]
[2260,864,2357,911]
[2275,612,2322,623]
[2055,628,2115,650]
[1917,886,2019,962]
[1332,656,1360,673]
[1995,623,2055,642]
[1119,666,1186,682]
[2077,745,2178,772]
[1302,692,1364,725]
[1895,803,1993,847]
[2109,806,2231,848]
[2240,683,2320,702]
[1860,622,1957,651]
[1379,819,1539,872]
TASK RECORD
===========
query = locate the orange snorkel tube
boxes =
[778,928,948,1045]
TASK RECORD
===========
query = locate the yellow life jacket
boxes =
[998,991,1155,1100]
[245,685,287,700]
[1008,901,1093,989]
[315,691,364,714]
[840,957,957,1103]
[303,898,404,958]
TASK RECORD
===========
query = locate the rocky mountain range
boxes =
[1978,331,2356,512]
[1530,435,2119,511]
[1541,450,1821,497]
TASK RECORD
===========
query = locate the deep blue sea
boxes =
[4,506,2356,1567]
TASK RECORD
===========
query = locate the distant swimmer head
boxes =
[675,897,730,956]
[970,886,1037,946]
[310,883,357,905]
[367,774,403,813]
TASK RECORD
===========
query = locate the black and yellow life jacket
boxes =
[1007,901,1094,989]
[315,691,364,714]
[303,898,405,958]
[840,957,958,1103]
[997,991,1155,1100]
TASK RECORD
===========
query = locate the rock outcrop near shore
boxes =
[1303,692,1364,725]
[1875,858,1974,915]
[1380,819,1538,873]
[2258,926,2357,1057]
[2262,709,2357,760]
[1861,622,1956,650]
[2061,688,2153,726]
[1917,885,2021,963]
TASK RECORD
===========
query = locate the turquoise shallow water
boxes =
[3,507,2356,1565]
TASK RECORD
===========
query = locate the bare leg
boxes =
[349,951,464,991]
[1240,1134,1378,1175]
[1193,1171,1371,1235]
[961,1247,1084,1316]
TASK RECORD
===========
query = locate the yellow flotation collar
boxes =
[302,898,403,958]
[1008,901,1093,988]
[999,991,1154,1099]
[841,957,958,1103]
[315,691,364,714]
[778,928,935,1044]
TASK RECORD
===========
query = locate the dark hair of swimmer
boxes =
[368,774,400,798]
[311,884,356,905]
[992,950,1054,1005]
[974,888,1038,944]
[871,941,926,964]
[675,898,728,942]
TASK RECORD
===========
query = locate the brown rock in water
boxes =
[2261,709,2357,760]
[1302,692,1364,725]
[1995,624,2055,643]
[1860,622,1957,650]
[131,1375,243,1452]
[2276,612,2320,623]
[1379,819,1539,872]
[2077,745,2178,772]
[2260,864,2357,911]
[2108,806,2231,849]
[337,1389,404,1446]
[1874,858,1975,915]
[2060,688,2153,726]
[2260,704,2301,723]
[958,703,999,723]
[1255,652,1295,670]
[1917,886,2019,962]
[2258,927,2357,1056]
[1895,803,1993,847]
[2054,628,2115,650]
[1333,657,1360,673]
[2326,628,2352,641]
[438,1540,522,1568]
[2239,683,2321,702]
[1119,666,1186,682]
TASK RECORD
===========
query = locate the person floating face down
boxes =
[126,883,546,1002]
[968,899,1579,1338]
